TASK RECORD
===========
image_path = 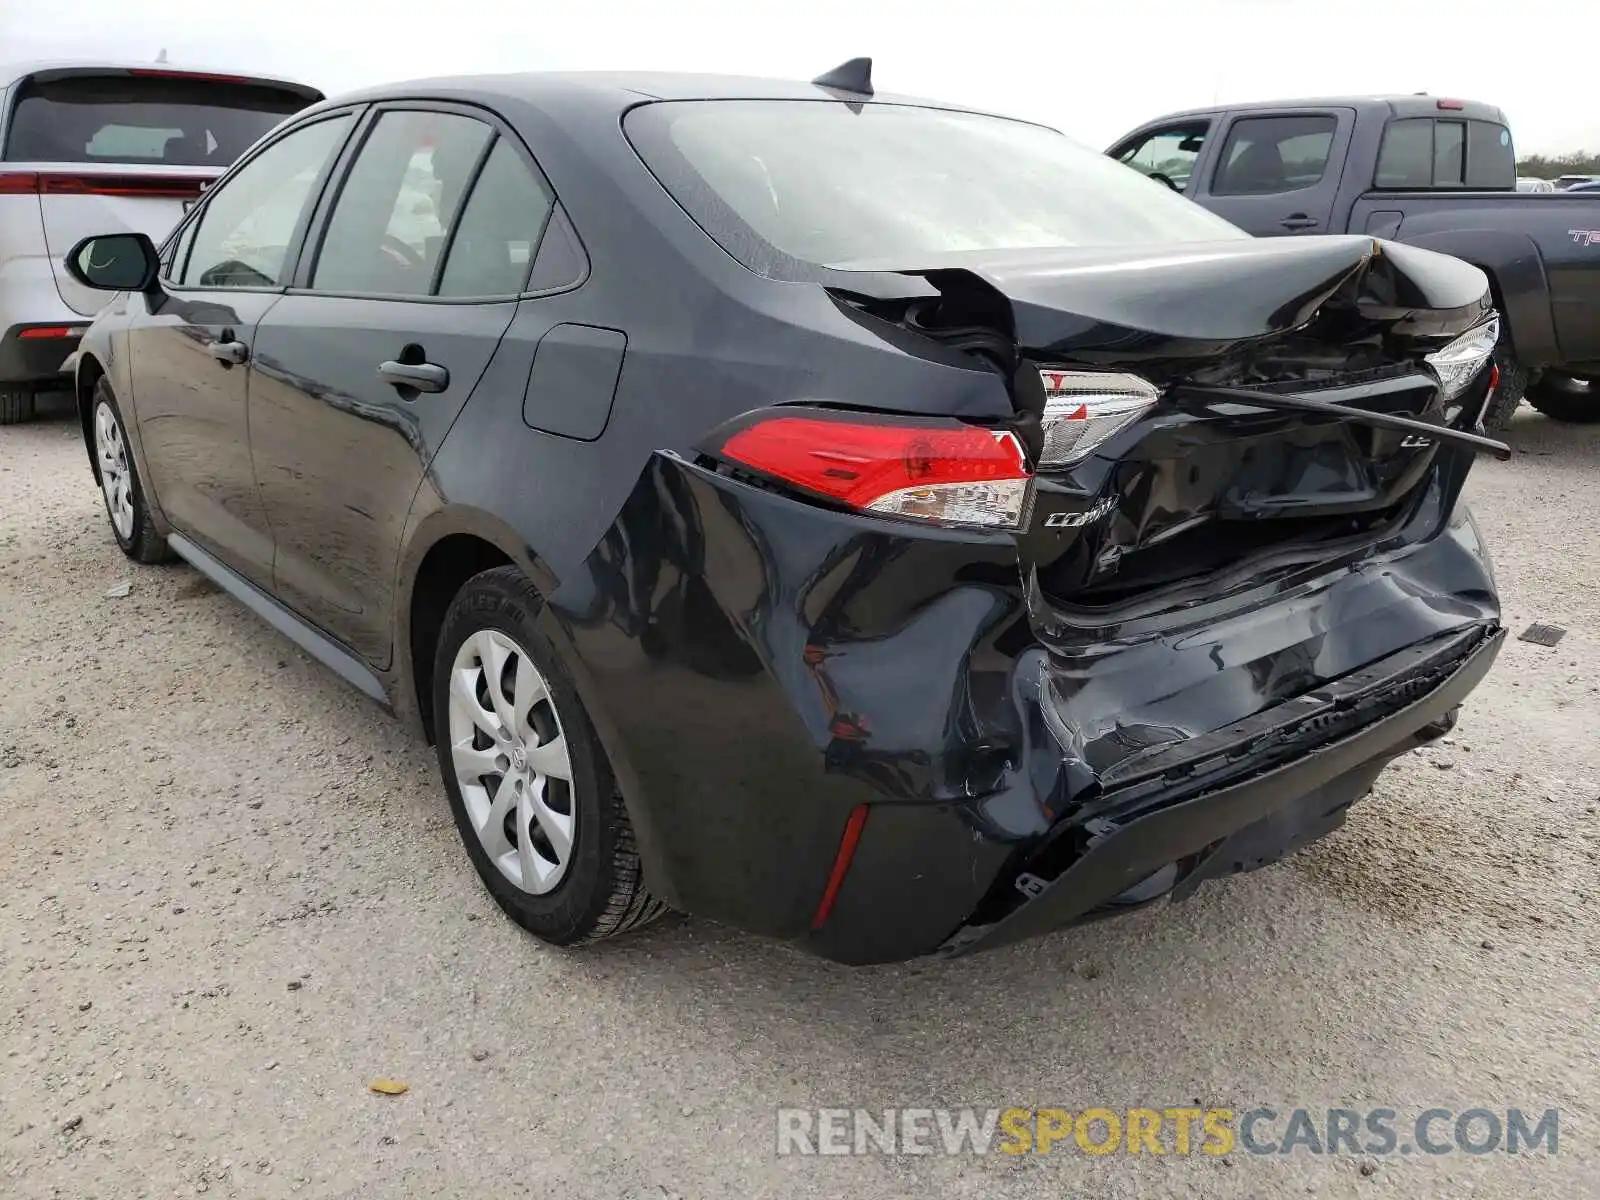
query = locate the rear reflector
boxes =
[19,326,86,339]
[810,805,870,930]
[714,411,1032,529]
[0,170,208,198]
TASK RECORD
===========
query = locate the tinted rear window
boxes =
[2,73,314,166]
[1375,117,1514,189]
[625,100,1246,279]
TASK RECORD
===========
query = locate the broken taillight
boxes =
[1424,316,1499,401]
[711,410,1032,529]
[1037,370,1161,467]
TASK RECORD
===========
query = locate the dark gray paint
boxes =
[67,71,1505,963]
[522,323,626,440]
[167,531,387,700]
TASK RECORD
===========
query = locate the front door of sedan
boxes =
[126,112,356,585]
[247,106,562,666]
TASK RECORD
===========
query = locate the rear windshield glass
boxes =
[625,100,1247,278]
[1374,117,1515,190]
[3,74,314,166]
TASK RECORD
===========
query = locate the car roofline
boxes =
[305,69,1055,129]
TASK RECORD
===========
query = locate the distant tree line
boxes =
[1517,152,1600,179]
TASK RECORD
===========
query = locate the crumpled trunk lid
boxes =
[824,233,1500,791]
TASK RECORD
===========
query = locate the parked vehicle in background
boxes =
[0,60,322,423]
[1554,174,1600,189]
[1515,176,1555,193]
[63,64,1506,965]
[1109,95,1600,427]
[1563,180,1600,193]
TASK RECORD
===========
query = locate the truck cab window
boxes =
[1212,116,1336,196]
[1115,124,1208,193]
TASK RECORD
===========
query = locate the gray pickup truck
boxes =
[1109,95,1600,429]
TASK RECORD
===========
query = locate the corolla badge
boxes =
[1043,494,1117,528]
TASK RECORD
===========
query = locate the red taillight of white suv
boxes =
[0,171,210,198]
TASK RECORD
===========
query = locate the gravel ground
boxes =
[2,399,1597,1199]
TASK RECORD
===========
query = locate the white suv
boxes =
[0,61,321,423]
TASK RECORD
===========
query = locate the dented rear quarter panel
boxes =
[511,435,1498,960]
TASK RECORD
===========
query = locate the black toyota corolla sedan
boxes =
[64,61,1507,964]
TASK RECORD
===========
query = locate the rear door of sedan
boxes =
[247,102,564,666]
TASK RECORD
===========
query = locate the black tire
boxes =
[1479,339,1527,433]
[432,565,666,946]
[91,379,173,564]
[1525,371,1600,424]
[0,387,36,426]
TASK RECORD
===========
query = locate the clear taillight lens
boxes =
[1037,370,1161,466]
[1424,316,1499,401]
[713,412,1032,529]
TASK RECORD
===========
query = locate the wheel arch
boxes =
[395,506,651,851]
[395,507,560,745]
[74,352,107,484]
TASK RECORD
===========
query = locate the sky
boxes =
[5,0,1596,157]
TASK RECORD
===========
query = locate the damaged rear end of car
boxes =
[578,97,1506,963]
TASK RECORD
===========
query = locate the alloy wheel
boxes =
[446,629,576,894]
[94,400,135,541]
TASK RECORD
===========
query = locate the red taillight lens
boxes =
[44,174,209,198]
[19,326,86,340]
[0,171,207,198]
[715,412,1032,529]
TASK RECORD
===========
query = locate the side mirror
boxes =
[64,232,161,292]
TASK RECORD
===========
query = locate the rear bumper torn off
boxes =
[557,451,1501,964]
[939,624,1503,957]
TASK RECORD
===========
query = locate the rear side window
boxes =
[311,110,492,297]
[1376,117,1514,189]
[1,73,314,166]
[1212,116,1336,196]
[436,139,555,297]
